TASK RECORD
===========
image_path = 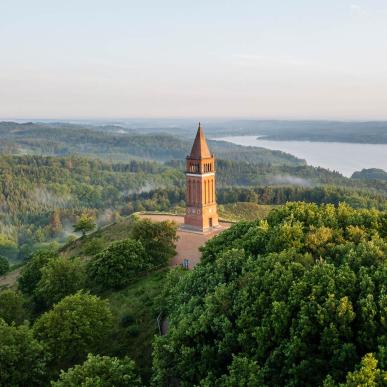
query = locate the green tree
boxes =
[219,355,264,387]
[51,354,142,387]
[18,248,58,295]
[0,234,18,260]
[87,239,147,290]
[0,290,26,324]
[0,254,9,275]
[34,257,86,309]
[342,353,387,387]
[73,214,96,237]
[33,292,113,371]
[131,218,178,266]
[0,319,48,386]
[152,203,387,386]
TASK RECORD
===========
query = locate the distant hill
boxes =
[0,121,305,166]
[352,168,387,181]
[32,118,387,144]
[205,120,387,143]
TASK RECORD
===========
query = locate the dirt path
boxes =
[0,267,22,289]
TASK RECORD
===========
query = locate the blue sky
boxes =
[1,0,387,119]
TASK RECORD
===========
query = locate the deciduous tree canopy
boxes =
[34,256,86,309]
[33,292,113,372]
[51,354,142,387]
[0,290,26,324]
[153,203,387,386]
[0,319,48,386]
[87,239,147,290]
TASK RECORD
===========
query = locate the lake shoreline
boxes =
[214,135,387,177]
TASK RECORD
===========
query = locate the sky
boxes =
[1,0,387,120]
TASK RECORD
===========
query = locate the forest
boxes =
[1,152,386,263]
[0,122,386,385]
[154,202,387,386]
[0,155,182,262]
[0,203,385,385]
[0,121,304,165]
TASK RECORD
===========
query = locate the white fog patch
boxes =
[32,187,71,208]
[123,182,163,197]
[268,175,313,187]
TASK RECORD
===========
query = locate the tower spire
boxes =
[189,122,211,159]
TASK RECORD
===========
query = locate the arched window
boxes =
[210,179,212,203]
[189,180,193,204]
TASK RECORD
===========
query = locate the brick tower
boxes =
[184,123,219,232]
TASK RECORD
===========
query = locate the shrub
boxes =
[33,292,113,371]
[131,218,178,266]
[51,354,142,387]
[18,249,58,295]
[0,319,48,386]
[34,256,86,309]
[0,290,26,324]
[83,238,105,256]
[87,239,147,290]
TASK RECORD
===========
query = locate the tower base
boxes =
[184,207,219,233]
[180,222,222,234]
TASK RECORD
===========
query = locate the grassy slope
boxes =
[60,219,134,258]
[60,217,171,382]
[105,269,168,383]
[218,202,275,222]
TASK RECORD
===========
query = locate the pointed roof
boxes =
[189,122,211,159]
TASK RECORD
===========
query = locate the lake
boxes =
[215,136,387,177]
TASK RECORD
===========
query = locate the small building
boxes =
[184,123,219,232]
